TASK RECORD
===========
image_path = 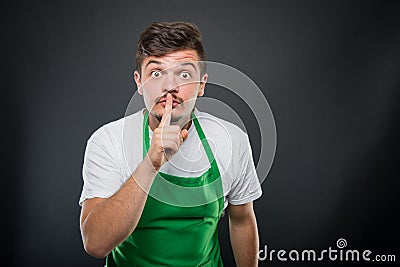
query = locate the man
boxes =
[79,21,262,267]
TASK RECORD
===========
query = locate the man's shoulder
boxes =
[195,110,248,142]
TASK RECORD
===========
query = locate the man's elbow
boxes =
[83,239,110,259]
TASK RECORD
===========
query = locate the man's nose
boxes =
[161,72,179,94]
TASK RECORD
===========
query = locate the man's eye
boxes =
[151,70,162,78]
[179,71,191,79]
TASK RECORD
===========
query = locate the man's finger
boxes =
[181,129,188,141]
[160,93,172,126]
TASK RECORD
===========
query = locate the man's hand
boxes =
[146,93,189,171]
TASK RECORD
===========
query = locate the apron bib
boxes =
[106,111,224,267]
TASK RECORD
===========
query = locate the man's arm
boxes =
[80,157,157,258]
[80,94,188,258]
[228,202,259,267]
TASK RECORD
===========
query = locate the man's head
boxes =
[135,21,206,75]
[134,21,208,126]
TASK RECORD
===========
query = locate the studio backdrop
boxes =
[8,0,400,266]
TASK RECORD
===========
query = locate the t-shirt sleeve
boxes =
[228,134,262,205]
[79,127,123,206]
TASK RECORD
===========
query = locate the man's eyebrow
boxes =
[145,60,164,69]
[180,62,197,71]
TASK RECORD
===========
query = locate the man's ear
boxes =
[197,73,208,97]
[134,70,143,95]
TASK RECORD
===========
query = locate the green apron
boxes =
[106,111,225,267]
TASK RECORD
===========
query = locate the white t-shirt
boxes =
[79,109,262,210]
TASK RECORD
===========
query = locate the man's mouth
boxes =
[158,98,181,108]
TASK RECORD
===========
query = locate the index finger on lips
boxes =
[160,93,172,127]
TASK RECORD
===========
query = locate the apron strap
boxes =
[191,112,218,170]
[143,110,150,159]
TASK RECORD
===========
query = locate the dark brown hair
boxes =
[135,21,206,75]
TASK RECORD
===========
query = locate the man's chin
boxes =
[150,110,189,124]
[150,111,179,123]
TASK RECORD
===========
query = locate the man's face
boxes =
[134,50,207,124]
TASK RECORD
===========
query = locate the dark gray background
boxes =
[7,0,399,266]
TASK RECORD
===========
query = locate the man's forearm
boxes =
[80,158,157,258]
[229,213,259,267]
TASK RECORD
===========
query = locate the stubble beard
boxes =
[152,111,184,124]
[151,104,194,128]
